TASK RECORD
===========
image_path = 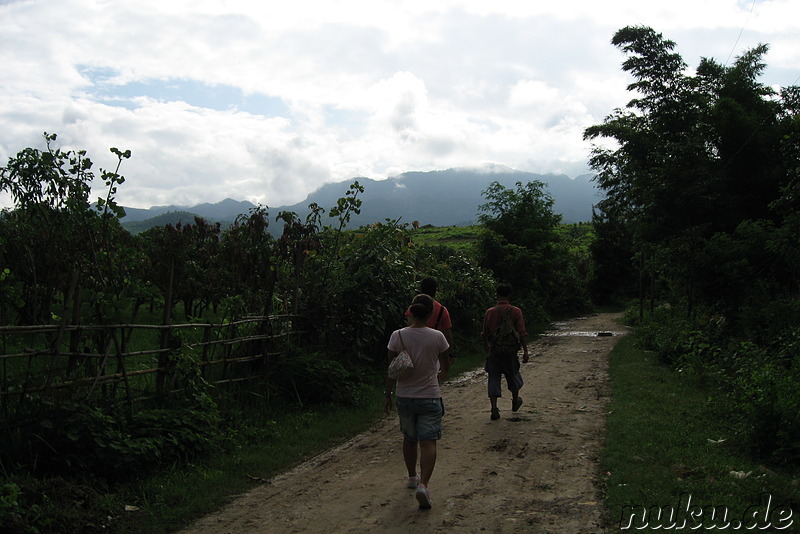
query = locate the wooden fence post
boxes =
[157,258,176,400]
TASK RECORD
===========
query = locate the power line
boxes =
[725,0,757,66]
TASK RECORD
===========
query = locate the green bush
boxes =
[631,306,693,365]
[129,406,222,463]
[412,244,496,334]
[729,331,800,463]
[0,483,26,532]
[23,398,222,483]
[273,351,373,407]
[633,305,800,465]
[737,297,800,346]
[0,476,120,534]
[298,219,417,361]
[675,329,723,382]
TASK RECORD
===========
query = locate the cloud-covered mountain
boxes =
[121,167,599,233]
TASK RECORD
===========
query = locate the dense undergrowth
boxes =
[630,305,800,465]
[601,321,799,531]
[1,332,489,534]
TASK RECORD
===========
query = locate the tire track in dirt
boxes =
[179,313,627,534]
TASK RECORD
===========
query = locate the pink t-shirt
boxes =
[388,327,449,398]
[404,300,453,330]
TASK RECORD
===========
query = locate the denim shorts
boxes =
[395,397,444,442]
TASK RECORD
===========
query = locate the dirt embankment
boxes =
[180,313,628,534]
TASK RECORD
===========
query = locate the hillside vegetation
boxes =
[585,26,800,464]
[122,210,220,234]
[0,140,592,531]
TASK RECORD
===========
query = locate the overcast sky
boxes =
[1,0,798,210]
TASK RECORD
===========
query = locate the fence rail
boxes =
[0,315,299,422]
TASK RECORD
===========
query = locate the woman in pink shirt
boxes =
[384,294,450,509]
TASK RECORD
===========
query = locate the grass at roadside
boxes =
[115,333,488,534]
[119,402,384,533]
[601,334,799,531]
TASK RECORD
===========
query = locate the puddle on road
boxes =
[542,318,622,337]
[449,368,486,386]
[541,331,617,337]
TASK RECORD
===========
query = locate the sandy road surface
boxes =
[180,313,628,534]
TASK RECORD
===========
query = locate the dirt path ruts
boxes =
[179,313,628,534]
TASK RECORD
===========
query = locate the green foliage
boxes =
[476,181,591,319]
[588,205,637,305]
[728,333,800,462]
[327,180,363,228]
[0,476,113,534]
[124,211,212,235]
[218,206,276,315]
[25,397,222,483]
[0,135,597,531]
[411,243,496,333]
[0,133,93,213]
[1,166,504,488]
[585,26,798,320]
[602,333,799,531]
[317,219,416,357]
[555,222,595,255]
[0,483,27,532]
[631,306,693,365]
[478,180,561,248]
[410,225,482,254]
[0,133,134,327]
[587,27,800,468]
[273,350,372,406]
[632,304,800,465]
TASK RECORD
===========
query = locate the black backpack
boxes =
[490,306,520,354]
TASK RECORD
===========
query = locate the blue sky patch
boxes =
[76,65,288,116]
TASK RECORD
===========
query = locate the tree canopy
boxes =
[585,26,800,462]
[584,26,799,318]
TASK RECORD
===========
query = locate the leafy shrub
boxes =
[23,398,222,483]
[273,351,371,407]
[729,331,800,463]
[0,482,27,533]
[412,244,496,334]
[297,219,417,362]
[0,476,119,534]
[638,303,800,464]
[675,329,723,382]
[737,297,800,346]
[128,406,222,463]
[632,306,693,365]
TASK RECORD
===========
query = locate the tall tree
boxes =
[585,25,798,321]
[476,180,588,318]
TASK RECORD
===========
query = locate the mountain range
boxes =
[120,166,600,234]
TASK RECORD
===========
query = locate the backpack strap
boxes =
[433,305,445,330]
[501,305,512,327]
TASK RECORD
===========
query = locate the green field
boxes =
[411,225,482,253]
[411,223,595,256]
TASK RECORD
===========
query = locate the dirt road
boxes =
[180,313,627,534]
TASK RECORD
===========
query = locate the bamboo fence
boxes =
[0,315,299,423]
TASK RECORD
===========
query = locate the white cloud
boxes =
[1,0,798,210]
